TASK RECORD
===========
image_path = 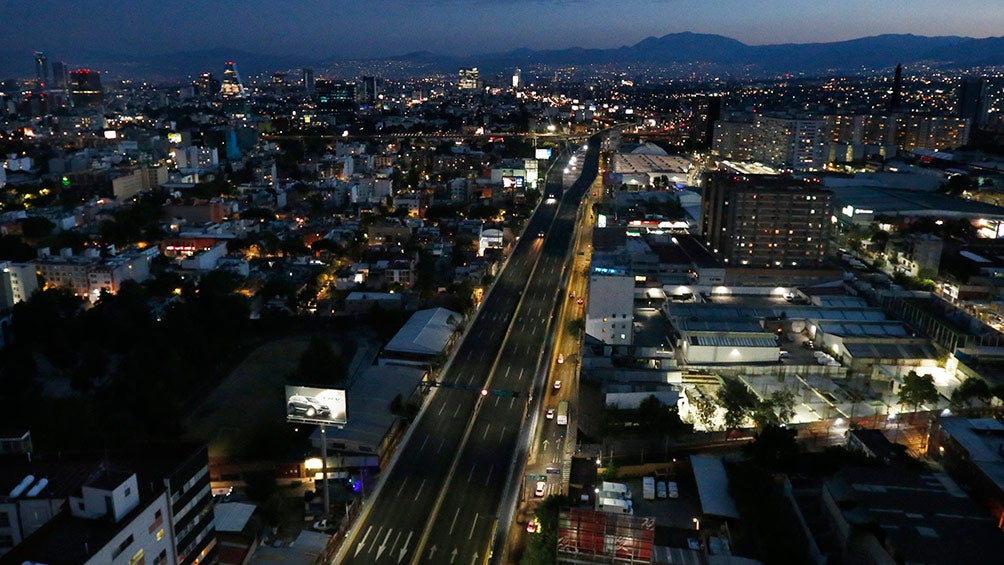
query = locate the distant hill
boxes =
[1,33,1001,81]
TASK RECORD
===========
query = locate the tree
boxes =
[296,335,346,386]
[753,389,797,427]
[717,378,758,429]
[898,371,940,413]
[692,393,720,431]
[565,317,584,338]
[745,425,799,470]
[951,377,991,408]
[19,217,55,240]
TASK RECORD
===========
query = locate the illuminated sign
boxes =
[535,148,552,159]
[285,385,347,425]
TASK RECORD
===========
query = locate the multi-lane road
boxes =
[338,135,601,565]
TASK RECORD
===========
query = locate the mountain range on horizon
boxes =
[3,32,1003,81]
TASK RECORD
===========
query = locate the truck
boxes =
[642,477,656,500]
[556,400,569,426]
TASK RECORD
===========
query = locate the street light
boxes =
[692,517,700,531]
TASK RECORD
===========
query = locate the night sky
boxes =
[3,0,1000,60]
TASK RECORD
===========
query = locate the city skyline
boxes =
[3,0,1001,64]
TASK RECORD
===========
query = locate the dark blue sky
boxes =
[4,0,998,59]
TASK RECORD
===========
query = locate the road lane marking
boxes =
[398,531,413,564]
[484,465,494,486]
[467,464,477,482]
[389,529,402,557]
[355,525,372,558]
[376,528,393,560]
[415,478,426,501]
[469,512,479,539]
[453,403,462,418]
[448,508,461,535]
[437,439,445,454]
[395,477,409,498]
[438,401,447,415]
[500,425,506,443]
[483,423,491,439]
[419,436,429,451]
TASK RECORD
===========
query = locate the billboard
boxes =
[502,176,525,189]
[535,148,552,159]
[285,385,347,425]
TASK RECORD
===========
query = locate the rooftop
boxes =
[383,307,460,357]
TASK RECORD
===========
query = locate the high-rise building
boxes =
[361,75,379,105]
[33,51,48,88]
[50,61,68,90]
[700,172,833,268]
[512,68,521,89]
[315,79,358,123]
[458,68,480,90]
[220,61,246,99]
[958,77,989,126]
[68,69,104,108]
[303,67,315,93]
[889,63,903,111]
[753,115,828,171]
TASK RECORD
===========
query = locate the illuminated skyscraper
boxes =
[512,68,521,89]
[303,68,315,93]
[33,51,48,88]
[458,68,479,90]
[68,69,104,108]
[220,61,246,99]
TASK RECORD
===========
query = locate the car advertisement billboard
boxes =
[285,385,347,425]
[502,176,525,189]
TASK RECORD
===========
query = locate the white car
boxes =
[557,353,564,364]
[553,380,562,390]
[546,408,555,419]
[535,481,546,497]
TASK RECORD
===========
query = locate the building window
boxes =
[112,534,134,559]
[124,487,131,497]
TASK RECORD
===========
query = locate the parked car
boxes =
[287,395,330,418]
[546,408,555,419]
[557,353,564,364]
[535,481,546,497]
[553,380,562,390]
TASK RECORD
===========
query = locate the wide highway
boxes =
[338,134,601,565]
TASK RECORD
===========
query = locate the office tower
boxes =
[458,68,480,90]
[753,115,828,171]
[315,79,358,123]
[691,95,722,148]
[699,172,833,268]
[195,72,219,96]
[958,77,988,126]
[68,69,104,108]
[512,68,521,89]
[220,61,246,98]
[33,51,48,88]
[50,61,67,90]
[889,63,903,111]
[361,76,379,105]
[303,67,315,93]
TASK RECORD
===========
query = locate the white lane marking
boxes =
[414,478,426,501]
[448,507,461,535]
[453,403,462,418]
[500,425,507,443]
[469,513,479,540]
[419,436,429,451]
[468,464,477,483]
[438,401,447,416]
[438,439,445,454]
[395,477,409,498]
[485,465,494,486]
[483,423,492,439]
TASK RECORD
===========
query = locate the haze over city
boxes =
[4,1,1004,564]
[2,0,1002,60]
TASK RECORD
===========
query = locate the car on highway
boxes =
[535,481,546,497]
[526,520,537,533]
[553,380,562,390]
[557,353,564,364]
[287,395,330,419]
[569,291,575,299]
[537,231,545,238]
[576,298,584,305]
[546,408,555,419]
